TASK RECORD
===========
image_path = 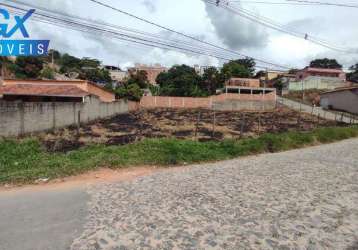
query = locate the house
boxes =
[296,67,346,81]
[0,79,115,102]
[320,87,358,114]
[226,78,260,88]
[258,70,290,83]
[288,76,351,91]
[223,77,276,97]
[104,65,128,83]
[128,63,167,85]
[0,84,91,102]
[286,67,349,91]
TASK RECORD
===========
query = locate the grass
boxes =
[1,126,358,185]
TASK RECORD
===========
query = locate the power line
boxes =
[286,0,358,8]
[227,0,358,8]
[84,0,290,69]
[207,0,355,53]
[2,2,285,70]
[228,1,326,5]
[3,1,240,59]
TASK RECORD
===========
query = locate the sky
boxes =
[4,0,358,70]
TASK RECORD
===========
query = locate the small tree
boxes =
[156,65,205,97]
[40,67,55,79]
[115,83,143,101]
[347,63,358,83]
[127,70,149,89]
[221,58,256,80]
[309,58,342,69]
[201,67,224,95]
[10,56,44,79]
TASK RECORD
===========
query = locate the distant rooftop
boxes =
[302,67,344,74]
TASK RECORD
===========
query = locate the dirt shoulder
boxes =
[0,166,166,193]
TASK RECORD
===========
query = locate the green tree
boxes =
[80,57,101,69]
[149,85,160,96]
[10,56,44,79]
[115,83,143,101]
[347,63,358,83]
[44,50,61,64]
[273,78,284,91]
[79,68,112,84]
[156,65,206,97]
[288,68,299,75]
[309,58,342,69]
[127,70,149,89]
[201,67,224,95]
[58,53,82,73]
[40,66,55,79]
[0,56,13,78]
[221,58,256,80]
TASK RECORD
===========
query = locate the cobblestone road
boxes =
[72,139,358,250]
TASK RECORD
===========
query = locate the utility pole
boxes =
[50,50,54,69]
[265,68,268,89]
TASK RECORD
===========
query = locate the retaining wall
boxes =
[288,76,351,91]
[0,96,128,137]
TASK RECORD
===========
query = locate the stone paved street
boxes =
[71,139,358,250]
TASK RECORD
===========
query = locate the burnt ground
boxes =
[38,106,344,152]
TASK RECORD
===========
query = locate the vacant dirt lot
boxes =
[37,106,342,152]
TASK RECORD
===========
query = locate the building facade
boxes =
[128,63,167,85]
[226,78,260,88]
[288,76,351,91]
[296,67,346,81]
[104,66,128,83]
[320,87,358,114]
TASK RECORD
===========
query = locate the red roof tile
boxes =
[0,84,90,97]
[304,67,344,74]
[321,86,358,95]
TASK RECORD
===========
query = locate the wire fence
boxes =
[130,104,350,142]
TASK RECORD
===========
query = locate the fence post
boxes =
[240,113,245,138]
[212,107,216,138]
[258,112,261,134]
[19,102,25,135]
[77,110,81,131]
[195,111,200,140]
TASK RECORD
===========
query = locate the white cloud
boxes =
[10,0,358,69]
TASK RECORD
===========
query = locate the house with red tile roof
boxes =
[0,79,115,102]
[296,67,346,81]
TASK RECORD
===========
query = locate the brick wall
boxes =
[140,92,276,111]
[0,96,128,137]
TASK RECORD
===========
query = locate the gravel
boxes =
[71,138,358,250]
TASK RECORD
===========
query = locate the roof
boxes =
[321,86,358,95]
[0,84,90,98]
[302,67,344,74]
[2,79,87,85]
[228,77,260,82]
